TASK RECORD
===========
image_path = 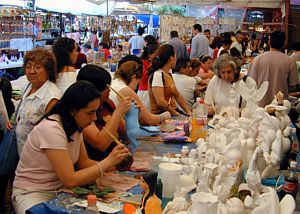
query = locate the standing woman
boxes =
[148,44,191,116]
[12,81,129,214]
[52,37,78,94]
[138,44,159,110]
[9,49,61,155]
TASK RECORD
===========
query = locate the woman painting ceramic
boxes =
[110,61,170,125]
[7,49,61,155]
[12,81,129,213]
[204,54,256,115]
[148,44,191,116]
[52,37,78,94]
[77,64,131,161]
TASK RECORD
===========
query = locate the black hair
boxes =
[0,77,15,119]
[210,36,223,49]
[170,30,179,38]
[193,24,202,32]
[223,32,231,39]
[251,33,257,40]
[199,55,212,63]
[173,58,190,73]
[222,38,233,46]
[137,27,145,36]
[292,41,300,51]
[204,29,210,34]
[141,171,158,214]
[118,55,142,68]
[270,31,285,50]
[141,44,159,60]
[40,81,100,142]
[230,47,242,59]
[148,44,175,76]
[52,37,76,73]
[144,35,157,45]
[77,64,111,92]
[99,42,110,49]
[117,44,123,51]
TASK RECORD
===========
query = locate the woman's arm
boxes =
[45,141,129,188]
[151,87,179,116]
[118,87,163,125]
[198,70,214,80]
[83,97,131,151]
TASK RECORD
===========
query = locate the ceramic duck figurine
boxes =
[125,103,160,152]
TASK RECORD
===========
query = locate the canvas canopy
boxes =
[0,0,284,16]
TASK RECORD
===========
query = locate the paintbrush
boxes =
[107,84,125,100]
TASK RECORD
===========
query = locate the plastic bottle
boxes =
[191,98,208,142]
[281,161,298,200]
[85,195,99,214]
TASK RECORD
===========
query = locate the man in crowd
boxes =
[248,31,299,107]
[204,29,212,44]
[169,30,189,59]
[128,27,145,55]
[230,30,243,54]
[190,24,209,59]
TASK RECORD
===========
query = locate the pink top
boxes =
[14,115,81,190]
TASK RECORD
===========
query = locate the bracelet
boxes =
[96,162,103,178]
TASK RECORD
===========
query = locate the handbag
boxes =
[0,84,30,176]
[0,128,19,175]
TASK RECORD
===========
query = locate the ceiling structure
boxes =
[0,0,284,16]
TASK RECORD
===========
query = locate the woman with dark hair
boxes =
[110,61,170,125]
[148,44,191,116]
[123,171,162,214]
[52,37,78,94]
[7,49,61,155]
[204,54,256,115]
[77,65,131,161]
[12,81,129,214]
[138,44,159,110]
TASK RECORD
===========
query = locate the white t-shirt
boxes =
[16,81,61,155]
[14,114,81,191]
[204,75,256,113]
[55,71,77,95]
[173,73,196,111]
[109,78,128,106]
[151,69,172,87]
[231,41,242,53]
[128,35,144,53]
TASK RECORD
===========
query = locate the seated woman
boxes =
[204,54,256,115]
[198,55,214,87]
[110,61,171,126]
[148,44,191,116]
[9,49,61,155]
[52,37,78,94]
[138,44,159,110]
[12,81,129,214]
[77,64,131,161]
[173,58,201,111]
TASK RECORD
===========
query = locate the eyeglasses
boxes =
[25,63,43,72]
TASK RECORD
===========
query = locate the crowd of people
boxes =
[0,23,300,213]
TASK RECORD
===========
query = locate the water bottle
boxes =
[85,195,99,214]
[191,98,208,142]
[280,161,298,200]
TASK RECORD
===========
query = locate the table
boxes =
[27,137,196,213]
[0,61,23,70]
